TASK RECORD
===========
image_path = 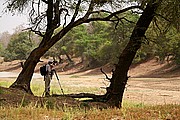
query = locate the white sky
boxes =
[0,1,28,34]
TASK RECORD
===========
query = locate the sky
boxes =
[0,1,28,34]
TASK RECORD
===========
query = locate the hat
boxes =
[48,60,53,64]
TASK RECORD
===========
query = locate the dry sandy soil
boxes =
[0,58,180,106]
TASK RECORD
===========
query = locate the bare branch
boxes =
[123,17,135,24]
[106,6,141,19]
[84,0,95,19]
[90,9,111,14]
[100,68,111,81]
[73,5,141,27]
[83,16,128,24]
[46,0,53,31]
[155,13,171,22]
[53,0,61,27]
[115,20,119,29]
[153,17,161,32]
[71,0,81,23]
[61,8,70,28]
[29,1,36,23]
[87,5,141,19]
[37,0,41,15]
[23,28,44,37]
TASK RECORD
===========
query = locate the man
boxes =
[44,60,54,97]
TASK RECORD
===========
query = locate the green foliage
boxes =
[60,13,138,67]
[70,22,112,67]
[27,11,180,67]
[3,31,37,61]
[97,12,139,64]
[168,31,180,64]
[158,0,180,31]
[97,41,114,64]
[145,20,180,64]
[0,89,4,94]
[0,43,4,56]
[46,12,140,67]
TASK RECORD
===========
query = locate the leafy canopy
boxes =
[3,32,37,61]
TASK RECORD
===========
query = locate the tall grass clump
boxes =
[0,105,65,120]
[121,104,180,119]
[73,104,180,120]
[0,90,180,120]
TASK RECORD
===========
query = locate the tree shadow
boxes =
[52,93,107,102]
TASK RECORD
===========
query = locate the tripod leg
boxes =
[54,70,64,95]
[57,80,65,95]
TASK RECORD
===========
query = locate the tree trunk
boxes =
[63,50,74,63]
[9,46,48,94]
[106,1,161,108]
[9,36,57,94]
[9,0,56,94]
[58,56,63,64]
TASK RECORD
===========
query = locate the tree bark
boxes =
[9,45,48,94]
[106,1,161,108]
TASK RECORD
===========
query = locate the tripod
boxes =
[53,70,65,95]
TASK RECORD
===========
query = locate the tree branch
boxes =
[155,13,171,22]
[88,5,141,20]
[71,0,81,23]
[46,0,54,32]
[53,0,61,28]
[24,28,44,37]
[100,68,111,81]
[84,0,95,19]
[72,5,141,27]
[107,5,141,19]
[61,8,70,28]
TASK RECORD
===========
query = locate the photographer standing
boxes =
[44,60,54,97]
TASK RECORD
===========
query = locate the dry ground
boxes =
[0,58,180,107]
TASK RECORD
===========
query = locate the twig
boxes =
[100,68,111,81]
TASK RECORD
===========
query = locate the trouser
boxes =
[44,75,51,96]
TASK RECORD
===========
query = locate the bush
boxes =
[3,32,37,62]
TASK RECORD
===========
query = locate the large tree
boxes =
[4,0,179,107]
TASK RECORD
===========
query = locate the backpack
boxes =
[40,65,47,76]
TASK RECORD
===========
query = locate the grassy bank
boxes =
[0,103,179,119]
[0,78,180,119]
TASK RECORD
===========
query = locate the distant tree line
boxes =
[0,31,39,61]
[0,12,179,65]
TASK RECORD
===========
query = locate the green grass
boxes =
[30,83,104,96]
[0,81,12,88]
[0,78,104,96]
[0,106,65,120]
[0,89,4,94]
